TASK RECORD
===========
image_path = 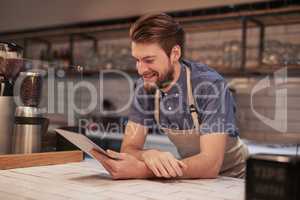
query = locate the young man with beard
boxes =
[91,13,249,179]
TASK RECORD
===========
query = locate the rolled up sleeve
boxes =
[128,80,155,127]
[194,79,238,137]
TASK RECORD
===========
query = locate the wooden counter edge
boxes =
[0,150,84,170]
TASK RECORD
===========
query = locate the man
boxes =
[91,13,248,179]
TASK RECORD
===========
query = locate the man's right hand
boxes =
[141,149,187,178]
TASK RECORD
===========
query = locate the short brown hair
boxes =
[129,13,185,58]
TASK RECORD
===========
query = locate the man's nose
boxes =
[137,62,148,75]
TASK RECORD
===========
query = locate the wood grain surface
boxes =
[0,150,83,170]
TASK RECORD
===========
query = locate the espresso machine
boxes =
[12,71,49,154]
[0,42,23,154]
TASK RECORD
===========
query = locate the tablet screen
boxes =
[55,129,120,160]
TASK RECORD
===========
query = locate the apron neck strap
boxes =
[154,65,200,131]
[185,66,200,131]
[154,89,160,125]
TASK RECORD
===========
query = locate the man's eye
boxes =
[145,60,154,64]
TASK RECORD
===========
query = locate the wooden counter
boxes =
[0,151,83,170]
[0,159,244,200]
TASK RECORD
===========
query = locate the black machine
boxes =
[246,154,300,200]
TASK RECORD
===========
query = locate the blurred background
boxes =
[0,0,299,156]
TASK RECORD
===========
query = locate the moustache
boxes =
[142,70,158,78]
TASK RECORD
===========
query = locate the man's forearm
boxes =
[121,147,164,179]
[180,153,222,179]
[136,153,220,179]
[136,161,156,179]
[122,146,221,179]
[121,146,150,161]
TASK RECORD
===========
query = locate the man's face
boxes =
[131,42,174,93]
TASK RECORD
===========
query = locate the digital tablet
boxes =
[55,129,120,160]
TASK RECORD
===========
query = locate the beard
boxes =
[143,63,175,95]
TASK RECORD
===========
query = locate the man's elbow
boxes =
[194,158,222,179]
[189,167,219,179]
[204,166,220,179]
[205,158,223,178]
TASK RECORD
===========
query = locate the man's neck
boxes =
[161,61,181,93]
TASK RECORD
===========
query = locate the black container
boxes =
[0,42,23,79]
[246,154,300,200]
[0,42,23,96]
[19,71,43,107]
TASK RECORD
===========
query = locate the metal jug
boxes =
[12,106,49,154]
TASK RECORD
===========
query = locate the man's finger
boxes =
[101,160,115,174]
[155,160,171,178]
[145,159,161,177]
[91,149,115,171]
[106,149,126,160]
[177,160,188,170]
[159,157,177,177]
[90,149,115,172]
[90,149,107,161]
[167,157,183,177]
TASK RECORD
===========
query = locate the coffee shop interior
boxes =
[0,0,299,199]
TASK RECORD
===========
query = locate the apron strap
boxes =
[185,67,200,131]
[154,66,200,131]
[154,89,160,124]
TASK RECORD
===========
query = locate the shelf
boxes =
[59,67,137,77]
[182,5,300,32]
[20,29,129,44]
[211,64,300,77]
[59,65,300,77]
[1,3,300,40]
[1,1,299,78]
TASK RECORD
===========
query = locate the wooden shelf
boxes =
[182,6,300,32]
[62,68,137,76]
[211,64,300,77]
[1,2,299,78]
[1,4,300,40]
[59,63,300,77]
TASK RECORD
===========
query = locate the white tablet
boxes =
[55,129,120,160]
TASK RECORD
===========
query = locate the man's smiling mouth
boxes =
[143,71,158,80]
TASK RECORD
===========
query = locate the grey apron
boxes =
[154,66,249,178]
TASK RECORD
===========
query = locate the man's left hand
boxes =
[90,149,147,180]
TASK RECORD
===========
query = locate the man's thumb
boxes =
[107,149,126,160]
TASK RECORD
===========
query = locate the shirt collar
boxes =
[160,62,186,97]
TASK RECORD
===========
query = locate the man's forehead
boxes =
[131,42,161,58]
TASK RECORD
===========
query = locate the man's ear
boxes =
[170,45,181,63]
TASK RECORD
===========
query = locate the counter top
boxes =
[0,159,244,200]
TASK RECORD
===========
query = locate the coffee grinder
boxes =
[0,42,23,154]
[12,71,49,154]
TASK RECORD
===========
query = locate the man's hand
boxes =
[142,149,187,178]
[90,149,149,180]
